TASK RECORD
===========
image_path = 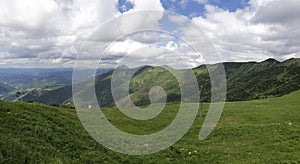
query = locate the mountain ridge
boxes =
[7,58,300,107]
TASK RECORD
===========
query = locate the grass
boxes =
[0,90,300,163]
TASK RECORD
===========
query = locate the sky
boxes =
[0,0,300,68]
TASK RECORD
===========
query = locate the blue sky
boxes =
[118,0,134,13]
[118,0,250,18]
[208,0,249,12]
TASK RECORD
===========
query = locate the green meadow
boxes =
[0,90,299,163]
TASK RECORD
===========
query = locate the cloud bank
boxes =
[0,0,299,67]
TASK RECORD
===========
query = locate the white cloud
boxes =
[52,58,63,64]
[107,39,148,55]
[168,14,189,25]
[166,41,178,51]
[192,0,208,4]
[127,0,164,11]
[192,1,300,62]
[0,0,119,67]
[102,32,205,69]
[248,0,276,8]
[0,0,299,68]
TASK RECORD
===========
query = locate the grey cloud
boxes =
[253,0,300,24]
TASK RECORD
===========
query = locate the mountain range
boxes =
[5,58,300,107]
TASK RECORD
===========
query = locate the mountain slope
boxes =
[17,58,300,106]
[1,90,300,163]
[224,58,300,101]
[16,86,72,105]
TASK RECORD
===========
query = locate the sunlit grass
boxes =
[0,90,299,163]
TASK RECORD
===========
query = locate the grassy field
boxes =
[0,90,299,163]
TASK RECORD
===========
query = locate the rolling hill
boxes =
[14,58,300,107]
[0,89,299,163]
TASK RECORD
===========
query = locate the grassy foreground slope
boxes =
[0,91,299,163]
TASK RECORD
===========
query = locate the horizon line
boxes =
[0,57,298,69]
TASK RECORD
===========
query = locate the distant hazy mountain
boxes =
[0,82,11,94]
[0,68,112,101]
[0,68,112,88]
[12,58,300,106]
[0,68,73,88]
[17,75,71,90]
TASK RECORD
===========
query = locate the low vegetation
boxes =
[1,90,299,163]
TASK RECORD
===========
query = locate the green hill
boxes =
[16,58,300,107]
[224,58,300,101]
[0,90,299,163]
